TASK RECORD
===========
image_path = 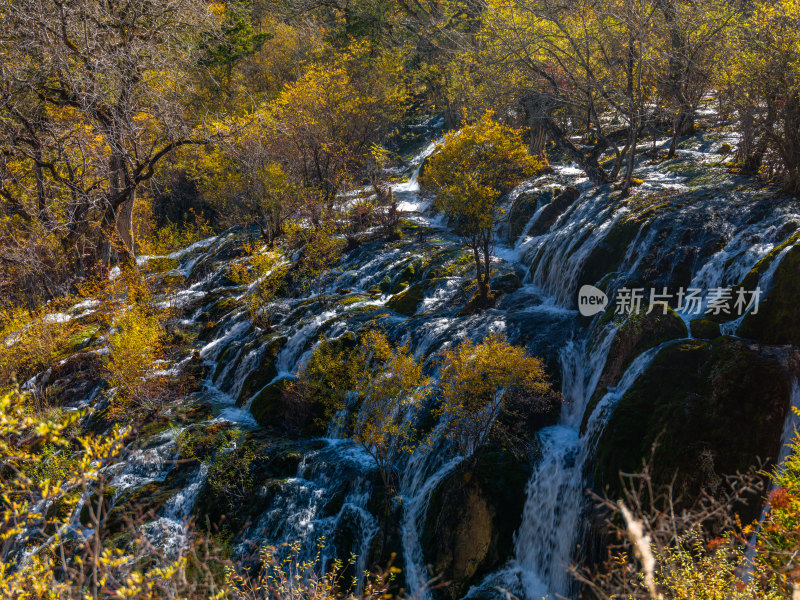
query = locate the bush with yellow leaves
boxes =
[0,306,83,387]
[224,539,401,600]
[0,389,189,600]
[229,244,290,329]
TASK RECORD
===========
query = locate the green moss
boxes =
[339,294,369,306]
[391,281,410,294]
[595,337,790,506]
[143,256,180,273]
[249,379,291,426]
[691,318,721,339]
[739,244,800,345]
[740,231,800,292]
[178,422,236,462]
[386,282,425,317]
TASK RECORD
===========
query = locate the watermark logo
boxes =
[578,284,609,317]
[577,285,762,317]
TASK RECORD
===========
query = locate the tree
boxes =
[192,114,299,244]
[723,0,800,195]
[0,0,217,269]
[283,218,345,297]
[270,43,408,212]
[201,0,271,100]
[349,330,431,496]
[436,333,553,457]
[421,113,542,307]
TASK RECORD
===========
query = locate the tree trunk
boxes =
[116,188,136,257]
[542,118,612,185]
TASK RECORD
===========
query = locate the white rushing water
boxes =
[39,123,799,599]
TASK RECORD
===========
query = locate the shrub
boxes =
[229,244,290,329]
[436,332,553,456]
[104,306,163,408]
[0,306,82,387]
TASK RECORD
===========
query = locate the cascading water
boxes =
[39,122,800,600]
[511,341,675,599]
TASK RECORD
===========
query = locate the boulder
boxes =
[595,337,791,514]
[386,283,426,317]
[490,271,523,295]
[739,244,800,346]
[422,451,531,600]
[691,318,721,340]
[598,308,687,391]
[528,187,581,237]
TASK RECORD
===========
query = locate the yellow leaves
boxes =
[421,112,542,249]
[436,332,553,455]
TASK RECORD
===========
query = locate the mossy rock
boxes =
[379,276,392,294]
[249,379,291,426]
[422,450,532,600]
[144,256,180,273]
[691,318,721,340]
[597,308,687,391]
[528,187,581,237]
[391,280,410,294]
[595,337,790,511]
[386,282,425,317]
[739,244,800,346]
[490,272,523,295]
[578,217,646,295]
[507,190,544,242]
[235,336,287,406]
[198,297,241,325]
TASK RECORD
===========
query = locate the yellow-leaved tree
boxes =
[349,330,431,498]
[437,333,554,457]
[723,0,800,195]
[271,42,409,212]
[421,113,543,307]
[0,390,186,599]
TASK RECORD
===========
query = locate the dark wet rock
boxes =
[528,187,581,237]
[42,351,105,407]
[598,308,687,391]
[595,337,791,513]
[490,272,523,295]
[250,378,328,436]
[691,318,721,340]
[739,244,800,346]
[578,217,646,293]
[422,450,532,600]
[235,336,287,405]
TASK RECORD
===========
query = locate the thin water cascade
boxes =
[512,340,675,599]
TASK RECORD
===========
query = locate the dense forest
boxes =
[2,0,800,598]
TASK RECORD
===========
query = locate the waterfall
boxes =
[511,341,673,599]
[400,448,464,599]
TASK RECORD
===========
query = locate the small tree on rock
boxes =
[349,330,431,496]
[421,113,543,308]
[436,332,554,457]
